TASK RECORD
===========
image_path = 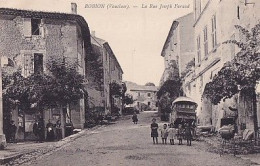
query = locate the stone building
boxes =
[183,0,260,132]
[0,4,91,140]
[125,81,158,111]
[160,13,195,85]
[90,33,123,116]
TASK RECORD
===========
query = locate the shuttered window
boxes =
[34,53,43,74]
[203,26,208,56]
[197,35,201,63]
[211,15,217,49]
[23,54,34,77]
[23,18,32,37]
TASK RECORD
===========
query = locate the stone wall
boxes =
[0,14,87,139]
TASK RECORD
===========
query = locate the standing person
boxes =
[161,124,168,144]
[9,120,17,143]
[56,120,62,141]
[168,123,176,145]
[185,123,193,146]
[46,120,54,141]
[177,124,183,145]
[33,120,39,142]
[38,118,45,143]
[132,112,138,124]
[151,118,159,144]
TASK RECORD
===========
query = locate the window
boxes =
[203,26,208,56]
[111,61,115,71]
[195,0,202,20]
[31,19,41,35]
[34,53,43,74]
[24,54,34,77]
[199,75,203,92]
[211,15,217,49]
[138,92,140,97]
[148,102,151,106]
[77,53,82,66]
[147,93,151,97]
[118,71,121,80]
[237,6,240,19]
[197,35,201,63]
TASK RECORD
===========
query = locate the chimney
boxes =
[71,3,77,14]
[91,31,96,37]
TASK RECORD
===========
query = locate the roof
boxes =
[172,96,197,105]
[90,35,123,74]
[0,8,91,47]
[125,81,158,92]
[161,21,179,57]
[91,35,106,46]
[0,7,78,19]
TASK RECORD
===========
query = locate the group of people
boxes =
[151,118,193,146]
[33,119,62,142]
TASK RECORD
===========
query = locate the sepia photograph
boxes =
[0,0,259,165]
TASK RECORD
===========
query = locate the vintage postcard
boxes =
[0,0,259,165]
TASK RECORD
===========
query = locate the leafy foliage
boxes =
[181,58,195,79]
[46,57,86,106]
[157,61,183,115]
[110,81,124,97]
[157,79,182,100]
[2,57,87,114]
[123,94,134,105]
[88,45,104,90]
[203,24,260,104]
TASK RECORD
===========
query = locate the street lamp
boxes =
[0,55,7,149]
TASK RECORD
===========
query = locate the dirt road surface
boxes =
[21,112,253,166]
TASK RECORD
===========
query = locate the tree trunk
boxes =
[252,89,258,141]
[60,106,66,138]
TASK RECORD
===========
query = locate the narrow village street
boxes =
[16,112,253,166]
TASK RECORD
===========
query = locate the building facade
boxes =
[125,81,158,111]
[160,13,195,85]
[90,34,123,116]
[0,4,91,140]
[183,0,260,132]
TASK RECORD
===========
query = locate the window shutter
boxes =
[40,19,45,38]
[23,18,32,37]
[23,54,34,77]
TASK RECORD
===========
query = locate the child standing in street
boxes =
[177,124,183,145]
[184,123,193,146]
[151,118,159,144]
[132,112,138,124]
[161,124,168,144]
[168,123,176,145]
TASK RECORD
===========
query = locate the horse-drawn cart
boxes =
[170,97,197,138]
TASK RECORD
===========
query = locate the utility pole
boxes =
[0,56,7,149]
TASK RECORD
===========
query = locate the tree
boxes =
[203,24,260,137]
[3,56,87,116]
[46,57,87,114]
[157,79,182,100]
[181,58,195,79]
[109,81,124,115]
[123,94,134,105]
[157,60,183,121]
[87,45,104,91]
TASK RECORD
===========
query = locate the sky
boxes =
[0,0,193,86]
